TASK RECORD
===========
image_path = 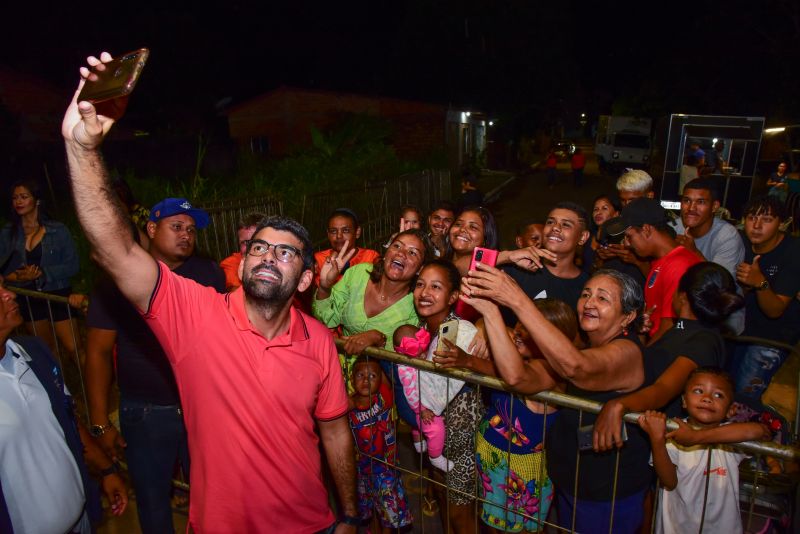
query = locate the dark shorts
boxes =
[17,287,74,322]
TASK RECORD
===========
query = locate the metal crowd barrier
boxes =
[7,287,798,532]
[344,340,800,533]
[8,286,89,423]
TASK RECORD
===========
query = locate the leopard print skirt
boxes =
[443,387,484,505]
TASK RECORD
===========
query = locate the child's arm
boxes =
[667,419,771,446]
[639,410,678,490]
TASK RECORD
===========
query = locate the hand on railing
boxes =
[593,398,627,451]
[68,293,89,313]
[342,330,386,355]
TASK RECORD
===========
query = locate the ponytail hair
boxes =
[678,262,744,325]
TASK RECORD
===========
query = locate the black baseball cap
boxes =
[602,197,669,237]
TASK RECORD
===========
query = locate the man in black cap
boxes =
[603,197,700,344]
[84,197,225,533]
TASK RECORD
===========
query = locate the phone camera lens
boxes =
[476,250,483,261]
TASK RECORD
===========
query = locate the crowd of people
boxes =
[1,52,798,534]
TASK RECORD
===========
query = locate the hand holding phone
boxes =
[78,48,149,104]
[437,320,460,353]
[469,247,498,272]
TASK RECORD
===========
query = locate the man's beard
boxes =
[242,264,300,311]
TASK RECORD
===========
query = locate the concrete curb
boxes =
[483,158,542,205]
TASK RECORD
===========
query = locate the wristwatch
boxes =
[89,423,112,437]
[756,279,770,291]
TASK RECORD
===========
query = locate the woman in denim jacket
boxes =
[0,179,80,355]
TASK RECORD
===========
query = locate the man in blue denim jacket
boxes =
[84,198,225,533]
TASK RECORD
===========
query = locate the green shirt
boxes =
[312,263,419,351]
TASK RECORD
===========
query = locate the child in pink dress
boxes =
[394,324,455,472]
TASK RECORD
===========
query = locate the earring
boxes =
[622,324,629,336]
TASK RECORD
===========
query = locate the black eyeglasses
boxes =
[247,240,301,263]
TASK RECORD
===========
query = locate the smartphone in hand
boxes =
[469,247,498,272]
[78,48,149,103]
[437,320,460,353]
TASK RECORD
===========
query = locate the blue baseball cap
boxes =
[149,198,210,229]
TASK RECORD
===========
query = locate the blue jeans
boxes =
[120,398,189,534]
[727,343,789,403]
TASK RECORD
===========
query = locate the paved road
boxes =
[490,151,621,248]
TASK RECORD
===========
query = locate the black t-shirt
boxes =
[742,235,800,345]
[501,264,588,326]
[87,256,226,405]
[546,331,652,501]
[644,319,724,417]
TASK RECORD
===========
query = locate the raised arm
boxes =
[461,296,558,393]
[463,263,642,392]
[61,52,157,312]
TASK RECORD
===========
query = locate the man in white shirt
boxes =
[672,178,745,333]
[0,277,127,533]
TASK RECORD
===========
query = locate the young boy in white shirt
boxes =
[639,367,771,534]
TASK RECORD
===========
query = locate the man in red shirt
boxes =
[62,52,357,533]
[571,147,586,188]
[604,198,700,344]
[545,149,558,188]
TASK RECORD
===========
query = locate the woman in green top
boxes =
[313,229,434,425]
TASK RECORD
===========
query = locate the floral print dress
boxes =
[475,392,557,532]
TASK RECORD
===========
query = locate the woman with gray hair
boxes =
[462,266,648,533]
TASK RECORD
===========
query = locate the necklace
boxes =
[375,281,404,303]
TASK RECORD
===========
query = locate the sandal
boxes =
[422,496,439,517]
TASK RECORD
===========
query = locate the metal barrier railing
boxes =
[344,339,800,533]
[196,195,284,261]
[8,287,798,531]
[9,285,88,423]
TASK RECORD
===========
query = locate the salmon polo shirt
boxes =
[143,262,349,533]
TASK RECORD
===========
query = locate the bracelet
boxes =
[340,514,360,526]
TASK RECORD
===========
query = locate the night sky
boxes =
[3,1,800,132]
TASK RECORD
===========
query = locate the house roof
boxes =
[225,85,447,117]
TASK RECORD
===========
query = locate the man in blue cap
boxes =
[84,197,225,533]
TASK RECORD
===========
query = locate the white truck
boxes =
[595,116,652,173]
